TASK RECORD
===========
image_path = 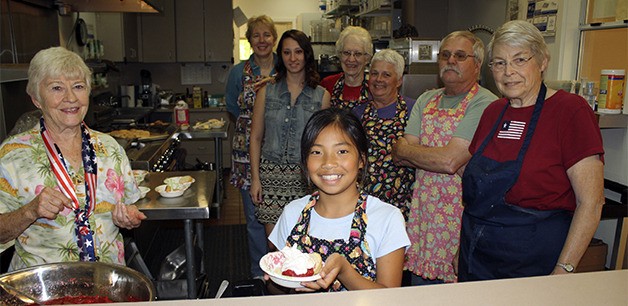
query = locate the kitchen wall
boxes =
[231,0,321,63]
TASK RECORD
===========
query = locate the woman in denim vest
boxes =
[250,30,331,243]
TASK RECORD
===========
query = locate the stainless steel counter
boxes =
[135,171,215,220]
[135,170,216,298]
[173,125,229,215]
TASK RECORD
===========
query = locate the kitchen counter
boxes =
[135,171,216,298]
[134,171,215,220]
[104,270,627,305]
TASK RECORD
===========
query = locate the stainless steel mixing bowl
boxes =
[0,261,155,304]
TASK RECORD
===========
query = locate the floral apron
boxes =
[286,192,376,291]
[361,95,414,217]
[330,72,369,110]
[230,61,274,189]
[404,84,478,283]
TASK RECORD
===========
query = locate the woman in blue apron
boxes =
[457,20,605,281]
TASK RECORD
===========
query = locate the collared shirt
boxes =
[0,126,140,270]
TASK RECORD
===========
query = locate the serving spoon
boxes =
[0,279,42,304]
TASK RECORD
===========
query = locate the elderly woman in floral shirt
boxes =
[0,47,145,271]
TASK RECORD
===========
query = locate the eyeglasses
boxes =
[489,55,535,71]
[340,50,367,58]
[437,51,476,62]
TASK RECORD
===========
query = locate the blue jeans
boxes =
[241,188,267,277]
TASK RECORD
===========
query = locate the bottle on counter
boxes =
[185,88,193,107]
[581,80,597,111]
[174,100,190,127]
[203,91,209,108]
[193,86,202,108]
[598,69,625,114]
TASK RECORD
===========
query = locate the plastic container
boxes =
[598,69,625,114]
[174,100,190,126]
[581,81,597,111]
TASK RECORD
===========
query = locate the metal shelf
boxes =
[597,113,628,129]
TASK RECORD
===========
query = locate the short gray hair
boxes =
[336,26,373,56]
[441,30,485,66]
[370,49,404,77]
[27,46,92,102]
[488,20,550,66]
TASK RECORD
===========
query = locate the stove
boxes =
[126,136,183,172]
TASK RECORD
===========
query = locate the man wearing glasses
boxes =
[391,31,497,286]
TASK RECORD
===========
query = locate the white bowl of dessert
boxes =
[260,246,323,289]
[155,184,185,198]
[163,175,195,191]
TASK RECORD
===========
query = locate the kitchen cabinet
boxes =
[175,0,234,62]
[95,13,140,62]
[140,0,176,62]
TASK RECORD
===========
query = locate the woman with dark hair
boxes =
[268,108,409,291]
[250,29,331,240]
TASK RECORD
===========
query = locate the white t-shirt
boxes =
[269,195,410,264]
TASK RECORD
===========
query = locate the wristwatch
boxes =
[556,262,575,273]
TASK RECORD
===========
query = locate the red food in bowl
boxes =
[282,268,315,277]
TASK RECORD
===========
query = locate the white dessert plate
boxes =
[259,252,321,289]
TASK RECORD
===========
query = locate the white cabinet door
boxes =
[140,0,176,62]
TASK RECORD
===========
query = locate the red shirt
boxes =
[320,73,363,101]
[469,90,604,211]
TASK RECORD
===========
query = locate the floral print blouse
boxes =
[0,124,140,271]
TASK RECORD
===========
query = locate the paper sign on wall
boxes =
[181,63,212,85]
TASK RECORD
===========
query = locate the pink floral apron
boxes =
[230,61,274,189]
[404,84,478,283]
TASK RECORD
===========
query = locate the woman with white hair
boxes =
[321,26,373,110]
[457,20,604,280]
[352,49,415,217]
[0,46,145,270]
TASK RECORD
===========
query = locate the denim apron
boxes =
[458,83,572,281]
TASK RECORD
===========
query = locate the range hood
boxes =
[56,0,163,13]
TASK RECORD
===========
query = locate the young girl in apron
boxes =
[268,108,410,291]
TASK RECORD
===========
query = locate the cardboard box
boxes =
[576,238,608,273]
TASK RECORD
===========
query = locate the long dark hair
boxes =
[275,29,319,88]
[301,108,369,186]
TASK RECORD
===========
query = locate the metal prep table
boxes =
[134,170,215,299]
[172,123,229,216]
